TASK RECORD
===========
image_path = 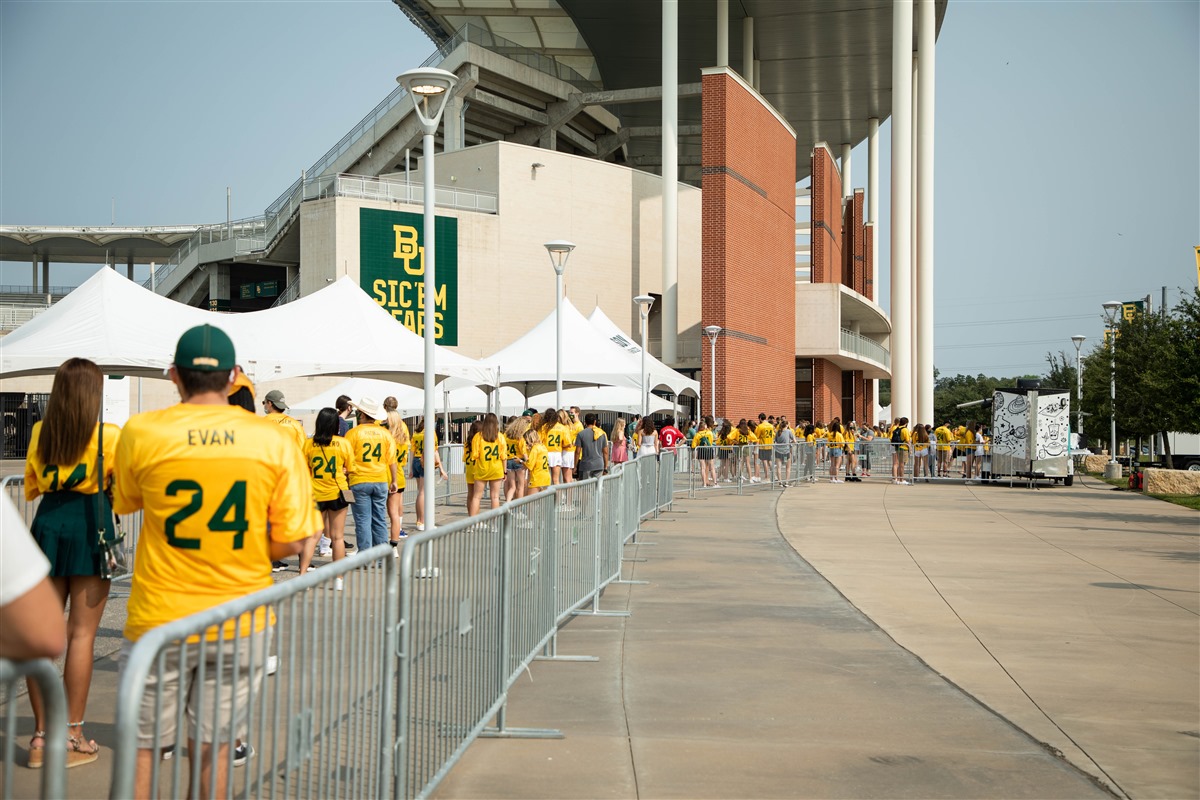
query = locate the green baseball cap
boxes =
[174,324,235,372]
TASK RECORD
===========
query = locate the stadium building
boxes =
[0,1,946,430]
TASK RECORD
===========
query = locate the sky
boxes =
[1,0,1197,379]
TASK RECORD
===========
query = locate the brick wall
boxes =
[701,69,796,420]
[811,357,841,424]
[863,223,875,302]
[809,145,842,285]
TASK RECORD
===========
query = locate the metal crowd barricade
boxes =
[109,545,399,799]
[1,475,141,580]
[1,659,66,800]
[99,453,676,800]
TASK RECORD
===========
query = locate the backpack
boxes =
[890,427,904,444]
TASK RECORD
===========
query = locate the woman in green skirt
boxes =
[22,358,119,769]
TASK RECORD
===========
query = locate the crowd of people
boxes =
[5,319,997,793]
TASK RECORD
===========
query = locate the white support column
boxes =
[910,52,920,419]
[890,0,913,420]
[841,143,852,200]
[917,0,936,424]
[662,0,679,365]
[742,16,754,83]
[716,0,729,67]
[753,60,761,91]
[868,118,879,295]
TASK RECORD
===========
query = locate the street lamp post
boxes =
[1070,334,1085,445]
[1101,301,1122,479]
[398,66,457,533]
[634,295,655,417]
[704,325,721,420]
[544,240,576,410]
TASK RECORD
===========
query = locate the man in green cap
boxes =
[113,324,320,798]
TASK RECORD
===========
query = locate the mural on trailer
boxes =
[359,208,459,345]
[1034,392,1070,460]
[990,390,1029,460]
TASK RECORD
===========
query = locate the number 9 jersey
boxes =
[113,403,319,642]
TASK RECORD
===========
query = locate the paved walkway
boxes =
[434,476,1198,799]
[4,476,1197,798]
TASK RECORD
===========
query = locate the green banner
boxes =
[359,208,458,345]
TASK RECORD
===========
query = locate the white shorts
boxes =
[561,450,576,469]
[547,451,563,468]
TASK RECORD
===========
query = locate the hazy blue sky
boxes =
[2,0,1197,378]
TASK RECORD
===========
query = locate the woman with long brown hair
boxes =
[22,358,118,767]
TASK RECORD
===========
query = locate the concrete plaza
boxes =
[2,474,1196,798]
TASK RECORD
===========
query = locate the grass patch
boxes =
[1150,494,1200,511]
[1086,471,1200,509]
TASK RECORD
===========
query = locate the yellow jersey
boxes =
[113,403,318,642]
[24,421,120,500]
[526,442,551,488]
[754,422,775,449]
[265,412,306,451]
[304,436,352,502]
[935,425,953,451]
[471,434,508,482]
[506,434,526,462]
[843,430,856,452]
[692,430,715,448]
[344,423,397,485]
[544,423,567,452]
[411,430,437,462]
[393,439,409,490]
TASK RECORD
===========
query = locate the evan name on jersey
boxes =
[187,429,236,446]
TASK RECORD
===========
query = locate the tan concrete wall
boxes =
[300,141,702,364]
[1143,468,1200,496]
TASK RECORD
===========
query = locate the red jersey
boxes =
[659,425,685,451]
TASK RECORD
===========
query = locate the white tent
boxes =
[586,306,700,397]
[527,386,672,416]
[484,298,701,398]
[290,377,524,417]
[0,270,495,387]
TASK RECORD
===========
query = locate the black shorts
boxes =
[696,447,714,460]
[412,458,425,479]
[317,496,349,512]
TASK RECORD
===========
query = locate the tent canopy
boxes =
[0,270,495,387]
[587,306,700,398]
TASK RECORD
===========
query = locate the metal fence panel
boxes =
[109,545,398,800]
[1,659,66,800]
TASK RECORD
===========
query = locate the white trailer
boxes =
[989,387,1073,485]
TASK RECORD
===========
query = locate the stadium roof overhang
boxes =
[393,0,947,182]
[0,226,200,264]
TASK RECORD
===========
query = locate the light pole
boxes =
[398,66,457,533]
[544,240,576,410]
[1102,301,1122,479]
[704,324,721,420]
[1070,334,1085,445]
[634,295,655,417]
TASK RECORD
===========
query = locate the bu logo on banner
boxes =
[359,207,459,345]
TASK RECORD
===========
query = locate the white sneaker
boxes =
[416,523,425,531]
[330,577,344,591]
[266,655,279,676]
[316,547,332,557]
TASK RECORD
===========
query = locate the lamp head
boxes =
[704,324,722,339]
[1101,300,1122,324]
[543,240,576,275]
[397,68,458,135]
[634,294,655,317]
[1071,334,1086,349]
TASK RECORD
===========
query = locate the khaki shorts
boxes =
[897,450,910,465]
[119,628,272,748]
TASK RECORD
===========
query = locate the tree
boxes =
[1078,288,1200,459]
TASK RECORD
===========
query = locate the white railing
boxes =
[840,328,891,368]
[0,304,49,330]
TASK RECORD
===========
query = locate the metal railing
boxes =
[100,456,674,799]
[1,476,140,581]
[1,659,67,800]
[0,305,49,331]
[839,328,891,368]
